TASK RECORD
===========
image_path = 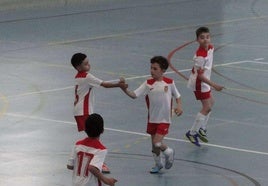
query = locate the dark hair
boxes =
[85,113,104,138]
[150,56,169,70]
[71,53,87,68]
[196,27,210,38]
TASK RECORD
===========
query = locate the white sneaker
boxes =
[164,148,174,169]
[150,163,163,174]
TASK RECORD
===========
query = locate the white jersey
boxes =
[74,71,103,116]
[187,45,214,92]
[67,138,107,186]
[134,77,181,124]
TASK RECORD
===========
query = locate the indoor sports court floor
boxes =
[0,0,268,185]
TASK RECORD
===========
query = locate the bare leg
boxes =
[200,95,214,115]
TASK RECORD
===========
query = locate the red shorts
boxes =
[147,123,170,135]
[74,115,89,132]
[194,90,211,100]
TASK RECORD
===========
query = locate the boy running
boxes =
[186,27,224,147]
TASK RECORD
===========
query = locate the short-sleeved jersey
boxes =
[74,71,103,116]
[67,138,107,186]
[134,77,181,124]
[187,45,214,92]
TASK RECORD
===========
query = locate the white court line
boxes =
[4,112,268,156]
[215,60,268,67]
[7,60,262,99]
[254,58,264,61]
[7,86,73,99]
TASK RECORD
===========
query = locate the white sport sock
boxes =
[190,112,206,134]
[201,112,211,130]
[152,152,162,166]
[162,147,173,157]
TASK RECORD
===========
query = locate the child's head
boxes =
[196,26,210,39]
[85,113,104,138]
[71,53,90,72]
[150,56,169,80]
[195,27,211,48]
[150,56,169,71]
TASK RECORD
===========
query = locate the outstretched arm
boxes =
[101,77,127,89]
[121,88,137,99]
[118,78,137,99]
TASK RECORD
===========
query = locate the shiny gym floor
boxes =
[0,0,268,185]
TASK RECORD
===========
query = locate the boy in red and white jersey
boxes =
[186,27,224,147]
[67,113,117,186]
[121,56,183,173]
[71,53,126,132]
[71,53,126,173]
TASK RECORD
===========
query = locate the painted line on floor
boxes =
[6,60,255,99]
[49,15,268,45]
[4,112,268,156]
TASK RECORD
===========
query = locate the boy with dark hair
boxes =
[71,52,126,173]
[67,113,117,186]
[186,27,224,147]
[120,56,183,174]
[71,52,126,132]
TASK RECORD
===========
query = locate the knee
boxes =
[202,107,212,115]
[205,102,213,113]
[154,142,162,148]
[152,142,162,155]
[208,101,215,113]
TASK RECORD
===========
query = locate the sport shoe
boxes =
[150,164,163,174]
[198,128,208,143]
[185,131,200,147]
[101,163,110,174]
[164,148,175,169]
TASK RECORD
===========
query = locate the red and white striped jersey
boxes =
[187,45,214,92]
[67,138,107,186]
[74,71,103,116]
[134,77,181,124]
